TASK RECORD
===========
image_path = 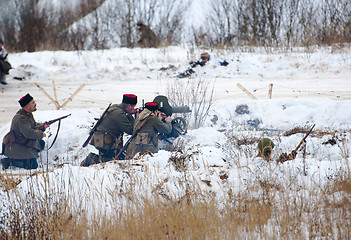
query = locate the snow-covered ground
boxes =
[0,46,351,217]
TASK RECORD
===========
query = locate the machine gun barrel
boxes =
[172,106,192,114]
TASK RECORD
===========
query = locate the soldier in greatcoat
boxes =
[1,93,47,169]
[126,102,172,159]
[0,38,11,85]
[81,94,138,166]
[136,21,160,48]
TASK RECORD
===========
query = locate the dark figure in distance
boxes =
[137,21,160,48]
[0,38,12,85]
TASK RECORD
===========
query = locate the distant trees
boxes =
[78,0,188,48]
[203,0,351,47]
[1,0,350,52]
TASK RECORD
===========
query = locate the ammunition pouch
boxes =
[4,130,37,148]
[135,133,148,145]
[3,132,10,145]
[91,132,121,150]
[135,133,158,148]
[17,137,37,148]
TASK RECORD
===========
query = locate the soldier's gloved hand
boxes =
[164,116,172,123]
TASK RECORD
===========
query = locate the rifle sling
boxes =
[48,120,61,150]
[113,113,153,161]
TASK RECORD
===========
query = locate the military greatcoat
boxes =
[126,108,172,159]
[90,103,135,152]
[2,109,44,159]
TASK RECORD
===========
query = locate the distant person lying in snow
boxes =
[177,52,230,78]
[191,52,229,67]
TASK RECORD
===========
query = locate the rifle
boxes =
[82,103,112,147]
[113,112,153,160]
[8,114,71,149]
[36,114,71,131]
[278,124,315,163]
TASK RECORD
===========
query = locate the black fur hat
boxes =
[122,94,137,105]
[145,102,158,112]
[18,93,33,107]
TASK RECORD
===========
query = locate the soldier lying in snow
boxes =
[176,52,230,78]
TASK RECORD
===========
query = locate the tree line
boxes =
[1,0,350,52]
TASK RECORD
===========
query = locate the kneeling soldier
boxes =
[81,94,138,166]
[126,102,172,159]
[1,94,47,170]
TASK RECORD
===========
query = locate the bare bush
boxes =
[167,77,214,129]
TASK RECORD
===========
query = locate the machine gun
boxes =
[278,124,315,163]
[153,95,191,138]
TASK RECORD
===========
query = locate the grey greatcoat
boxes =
[90,103,135,152]
[126,108,172,159]
[2,109,44,159]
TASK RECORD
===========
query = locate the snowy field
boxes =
[0,46,351,221]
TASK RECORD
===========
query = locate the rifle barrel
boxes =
[37,114,71,130]
[293,124,315,153]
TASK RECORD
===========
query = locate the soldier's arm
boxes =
[115,112,135,135]
[153,118,172,135]
[17,117,44,139]
[0,47,8,60]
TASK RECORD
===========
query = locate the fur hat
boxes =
[200,52,210,60]
[18,93,33,107]
[122,94,137,105]
[145,102,158,112]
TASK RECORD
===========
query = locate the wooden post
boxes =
[52,80,58,103]
[60,84,85,109]
[34,82,61,109]
[236,83,257,100]
[268,83,273,99]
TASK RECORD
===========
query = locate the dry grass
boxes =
[0,166,349,239]
[0,129,350,239]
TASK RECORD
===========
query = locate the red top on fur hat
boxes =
[122,94,137,105]
[145,102,158,112]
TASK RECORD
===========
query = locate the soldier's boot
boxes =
[1,158,10,170]
[0,75,7,85]
[80,153,101,167]
[25,158,38,169]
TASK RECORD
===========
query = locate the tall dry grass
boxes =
[0,160,350,239]
[0,125,350,239]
